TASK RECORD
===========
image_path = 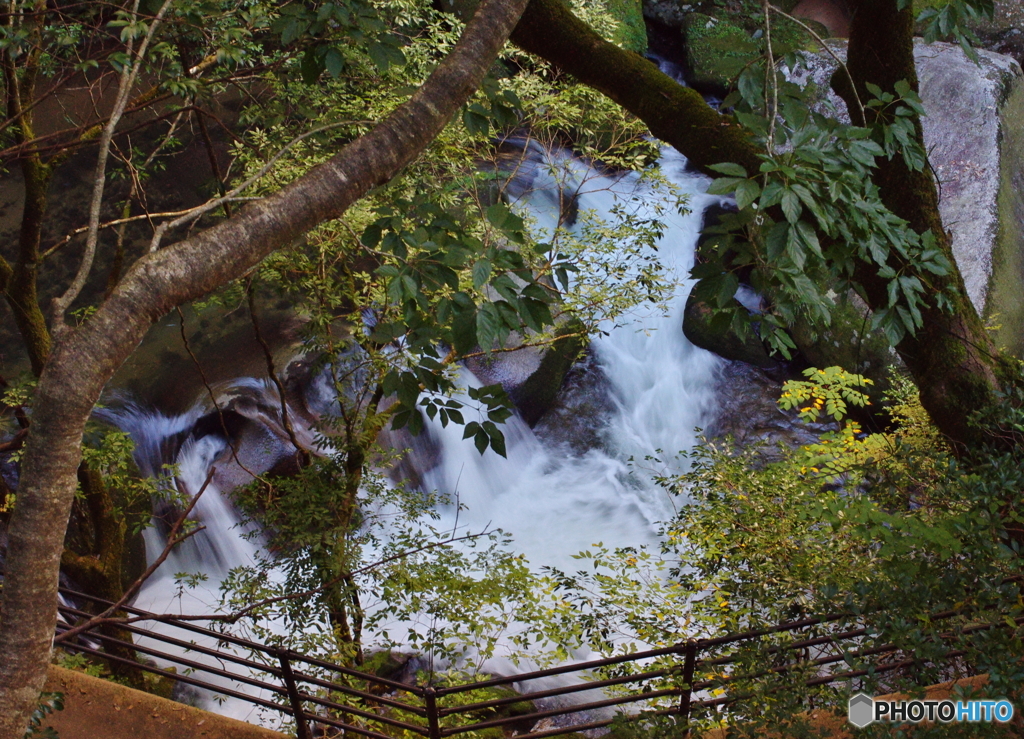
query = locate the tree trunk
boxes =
[0,0,530,735]
[837,0,1004,450]
[508,0,1008,449]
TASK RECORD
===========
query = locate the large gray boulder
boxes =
[798,40,1024,356]
[465,322,587,427]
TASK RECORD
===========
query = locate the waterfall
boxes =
[103,144,724,721]
[419,144,723,572]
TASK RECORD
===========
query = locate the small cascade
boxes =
[101,386,311,724]
[104,144,725,720]
[417,145,723,574]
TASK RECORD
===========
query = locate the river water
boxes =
[106,143,725,722]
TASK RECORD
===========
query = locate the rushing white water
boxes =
[420,144,723,572]
[104,144,724,721]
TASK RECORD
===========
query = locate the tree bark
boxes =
[508,0,1007,448]
[510,0,762,177]
[0,0,530,734]
[0,0,54,376]
[836,0,1004,449]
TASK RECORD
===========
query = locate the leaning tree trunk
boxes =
[0,0,530,734]
[836,0,1005,450]
[506,0,1007,450]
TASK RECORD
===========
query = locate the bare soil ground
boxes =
[42,665,289,739]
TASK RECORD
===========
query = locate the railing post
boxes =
[424,685,442,739]
[277,650,312,739]
[679,638,698,737]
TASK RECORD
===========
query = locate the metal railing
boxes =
[54,584,1021,739]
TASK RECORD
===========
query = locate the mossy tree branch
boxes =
[506,0,1007,448]
[509,0,763,177]
[1,0,53,376]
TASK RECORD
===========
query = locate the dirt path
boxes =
[42,665,289,739]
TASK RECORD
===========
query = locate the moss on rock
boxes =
[604,0,648,52]
[790,289,898,400]
[684,10,828,90]
[682,294,776,368]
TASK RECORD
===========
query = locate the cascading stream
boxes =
[419,144,723,572]
[105,144,725,722]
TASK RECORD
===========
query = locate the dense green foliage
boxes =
[529,369,1024,736]
[4,0,1024,735]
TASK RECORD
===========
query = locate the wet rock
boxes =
[466,321,587,427]
[642,0,697,31]
[980,27,1024,67]
[706,361,835,454]
[533,349,617,454]
[796,40,1024,356]
[790,289,900,399]
[682,294,776,369]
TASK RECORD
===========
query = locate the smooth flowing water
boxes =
[106,144,725,721]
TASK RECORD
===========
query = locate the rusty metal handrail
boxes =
[51,582,1017,739]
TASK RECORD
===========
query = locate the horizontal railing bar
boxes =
[297,690,432,734]
[60,641,290,714]
[438,666,678,717]
[698,627,870,669]
[58,604,284,679]
[692,612,1024,692]
[303,709,429,738]
[282,651,426,696]
[699,604,981,668]
[437,604,974,697]
[698,612,853,649]
[289,668,427,717]
[689,650,976,713]
[58,626,289,697]
[56,585,420,694]
[500,714,622,739]
[436,646,689,696]
[696,597,999,663]
[441,687,682,736]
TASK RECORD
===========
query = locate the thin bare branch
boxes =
[77,529,494,630]
[147,120,355,252]
[247,281,302,453]
[51,0,174,328]
[53,468,215,644]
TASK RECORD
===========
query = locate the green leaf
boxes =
[476,303,503,350]
[485,202,509,229]
[735,179,761,210]
[781,189,801,224]
[708,162,748,178]
[706,177,745,196]
[472,259,492,289]
[324,47,345,78]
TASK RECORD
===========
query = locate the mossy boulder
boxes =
[790,289,899,400]
[605,0,648,53]
[682,294,776,369]
[683,10,829,90]
[684,13,752,90]
[465,320,587,426]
